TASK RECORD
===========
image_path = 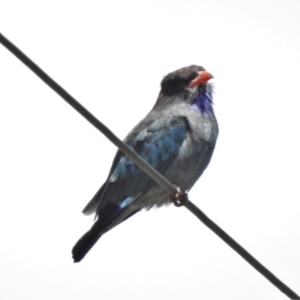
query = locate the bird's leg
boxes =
[169,187,188,207]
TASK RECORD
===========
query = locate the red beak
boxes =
[188,71,213,87]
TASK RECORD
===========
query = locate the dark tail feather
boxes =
[72,229,102,263]
[72,202,129,262]
[72,199,142,263]
[72,205,117,263]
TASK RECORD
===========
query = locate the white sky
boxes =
[1,0,300,299]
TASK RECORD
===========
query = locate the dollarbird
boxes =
[72,65,219,262]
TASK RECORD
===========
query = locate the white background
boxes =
[1,0,300,299]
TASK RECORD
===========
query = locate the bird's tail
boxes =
[72,201,140,262]
[72,202,118,263]
[72,225,103,263]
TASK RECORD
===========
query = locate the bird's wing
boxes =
[82,116,190,215]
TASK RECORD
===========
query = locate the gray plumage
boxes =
[72,65,218,262]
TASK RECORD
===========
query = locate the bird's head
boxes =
[157,65,214,114]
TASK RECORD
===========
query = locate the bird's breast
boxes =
[174,102,218,144]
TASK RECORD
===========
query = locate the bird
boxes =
[72,65,219,262]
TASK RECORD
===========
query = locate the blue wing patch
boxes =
[83,117,190,214]
[109,117,189,184]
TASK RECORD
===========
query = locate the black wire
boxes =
[185,201,299,299]
[0,32,299,300]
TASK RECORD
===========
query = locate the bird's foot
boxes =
[169,187,188,207]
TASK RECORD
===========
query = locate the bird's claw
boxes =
[169,187,188,207]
